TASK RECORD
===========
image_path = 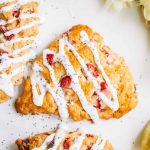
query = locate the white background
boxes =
[0,0,150,149]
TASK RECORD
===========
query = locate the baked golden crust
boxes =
[0,1,40,103]
[15,25,138,120]
[16,131,114,150]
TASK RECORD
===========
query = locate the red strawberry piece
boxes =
[63,138,72,149]
[100,82,107,91]
[86,63,99,78]
[93,92,98,96]
[0,49,13,58]
[4,34,15,41]
[86,146,92,150]
[102,45,110,56]
[60,76,72,88]
[12,9,20,17]
[27,9,34,14]
[8,55,13,58]
[0,25,8,34]
[94,98,101,110]
[102,46,114,65]
[46,54,54,65]
[107,54,114,65]
[86,134,94,138]
[0,48,8,55]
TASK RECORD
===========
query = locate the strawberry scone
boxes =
[15,25,138,122]
[0,0,40,103]
[16,125,113,150]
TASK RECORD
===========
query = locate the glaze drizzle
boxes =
[31,30,119,122]
[0,0,40,97]
[32,125,106,150]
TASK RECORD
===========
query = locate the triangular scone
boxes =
[16,125,113,150]
[0,0,40,103]
[15,25,138,122]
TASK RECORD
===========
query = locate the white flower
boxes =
[105,0,136,11]
[140,0,150,21]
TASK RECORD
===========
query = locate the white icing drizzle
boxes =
[33,133,55,150]
[0,51,33,96]
[20,13,39,20]
[0,0,39,13]
[12,43,33,56]
[98,139,107,150]
[0,50,35,71]
[32,124,67,150]
[69,134,85,150]
[31,39,100,123]
[0,42,34,58]
[66,35,118,111]
[58,39,100,123]
[49,124,67,150]
[31,31,118,122]
[0,74,14,97]
[31,62,69,121]
[43,50,69,120]
[80,31,119,111]
[12,49,35,63]
[0,0,14,4]
[0,13,39,25]
[91,138,106,150]
[9,65,25,77]
[31,125,107,150]
[4,20,41,36]
[0,53,12,71]
[31,63,47,106]
[0,0,40,98]
[0,36,34,48]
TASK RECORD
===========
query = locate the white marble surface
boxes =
[0,0,150,149]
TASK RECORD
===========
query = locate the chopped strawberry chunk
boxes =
[102,45,115,65]
[12,9,20,17]
[86,134,94,138]
[100,82,107,91]
[0,25,8,34]
[93,92,98,96]
[27,9,34,14]
[86,63,99,78]
[0,26,14,40]
[101,45,110,56]
[4,34,15,41]
[0,49,8,55]
[107,54,114,65]
[60,76,72,88]
[86,146,92,150]
[94,98,101,110]
[46,54,54,65]
[0,49,13,58]
[63,138,72,149]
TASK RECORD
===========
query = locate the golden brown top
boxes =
[15,25,138,121]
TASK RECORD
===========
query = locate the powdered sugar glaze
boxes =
[33,125,106,150]
[0,0,40,97]
[31,30,119,122]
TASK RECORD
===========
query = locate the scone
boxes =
[0,0,40,103]
[15,25,138,122]
[16,125,113,150]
